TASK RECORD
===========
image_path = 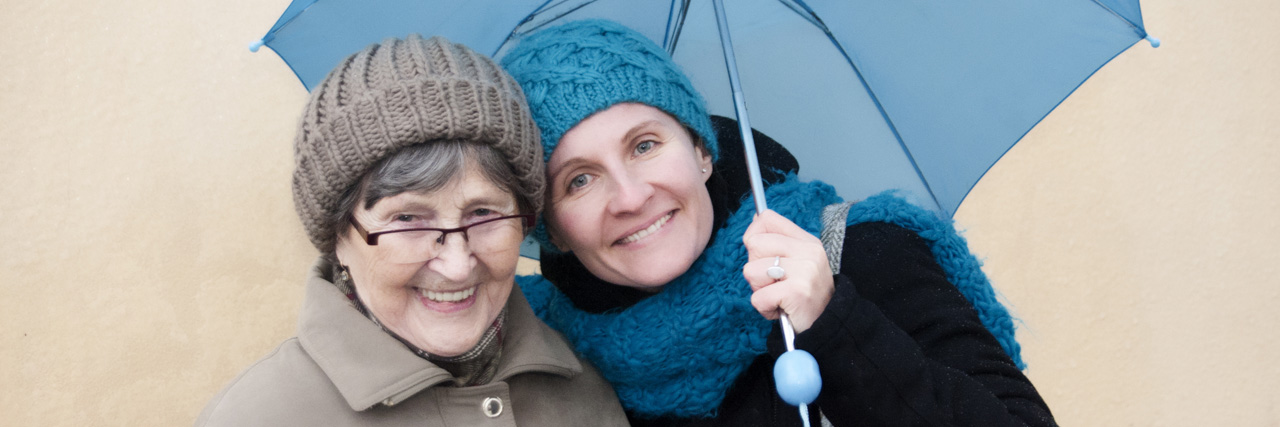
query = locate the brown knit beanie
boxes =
[292,34,543,253]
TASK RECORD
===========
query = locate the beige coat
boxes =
[196,261,628,426]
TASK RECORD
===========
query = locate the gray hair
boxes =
[326,141,536,256]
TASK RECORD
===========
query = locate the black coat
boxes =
[541,117,1056,427]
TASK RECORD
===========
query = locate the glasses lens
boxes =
[467,216,525,254]
[377,229,443,264]
[375,216,524,264]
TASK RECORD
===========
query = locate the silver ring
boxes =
[766,256,786,280]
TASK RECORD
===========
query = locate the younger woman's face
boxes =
[545,103,714,290]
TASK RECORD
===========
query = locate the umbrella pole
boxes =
[713,1,820,424]
[710,0,768,214]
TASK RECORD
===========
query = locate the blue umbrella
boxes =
[252,1,1156,422]
[252,0,1158,219]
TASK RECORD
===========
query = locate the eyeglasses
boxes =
[349,214,534,264]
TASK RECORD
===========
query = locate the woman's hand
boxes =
[741,209,834,333]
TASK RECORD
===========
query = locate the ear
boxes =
[333,234,353,266]
[333,222,359,266]
[696,146,713,183]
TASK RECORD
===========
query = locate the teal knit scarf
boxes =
[517,176,1022,419]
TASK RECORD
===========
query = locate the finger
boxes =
[751,279,827,333]
[744,236,832,283]
[754,209,820,242]
[742,256,787,291]
[742,212,822,261]
[743,210,769,237]
[750,283,785,321]
[742,232,810,262]
[744,255,827,293]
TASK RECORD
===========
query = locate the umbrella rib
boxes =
[494,0,558,56]
[261,0,321,43]
[502,0,600,52]
[773,0,822,28]
[664,0,692,53]
[791,0,945,215]
[1086,0,1150,37]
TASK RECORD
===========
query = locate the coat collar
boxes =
[297,259,583,411]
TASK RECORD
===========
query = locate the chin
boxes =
[398,313,486,357]
[621,278,669,292]
[618,253,699,289]
[415,329,482,357]
[427,341,478,358]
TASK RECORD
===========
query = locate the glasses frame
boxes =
[350,214,534,246]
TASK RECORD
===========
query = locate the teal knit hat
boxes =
[500,19,719,163]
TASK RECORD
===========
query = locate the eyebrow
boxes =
[461,193,517,211]
[547,119,667,178]
[368,198,437,217]
[373,188,512,211]
[622,119,665,144]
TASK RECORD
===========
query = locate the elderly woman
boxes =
[196,35,627,426]
[502,20,1055,426]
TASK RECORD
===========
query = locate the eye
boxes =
[567,173,593,191]
[386,213,429,230]
[635,140,655,155]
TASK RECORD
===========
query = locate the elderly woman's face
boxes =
[335,163,523,357]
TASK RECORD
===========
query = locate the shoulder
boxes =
[842,221,937,267]
[837,220,971,316]
[846,221,928,245]
[195,338,347,427]
[836,192,956,271]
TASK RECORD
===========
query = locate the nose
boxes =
[427,232,475,282]
[606,168,654,216]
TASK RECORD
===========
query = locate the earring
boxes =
[701,168,708,174]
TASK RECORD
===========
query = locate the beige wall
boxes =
[1,0,1275,425]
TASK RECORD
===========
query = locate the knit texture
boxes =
[500,19,719,163]
[293,34,543,252]
[845,192,1025,369]
[518,177,1023,418]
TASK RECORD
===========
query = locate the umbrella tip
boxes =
[248,39,265,53]
[1144,35,1161,48]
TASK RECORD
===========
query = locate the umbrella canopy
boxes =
[253,0,1156,218]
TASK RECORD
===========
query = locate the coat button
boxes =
[482,396,503,418]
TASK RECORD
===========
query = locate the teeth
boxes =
[621,212,672,244]
[422,286,476,303]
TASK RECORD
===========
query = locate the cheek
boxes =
[353,267,413,302]
[548,202,598,247]
[337,244,413,301]
[487,245,522,274]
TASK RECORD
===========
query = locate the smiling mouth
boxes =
[420,286,476,303]
[617,211,673,245]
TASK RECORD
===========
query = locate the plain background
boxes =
[2,0,1277,425]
